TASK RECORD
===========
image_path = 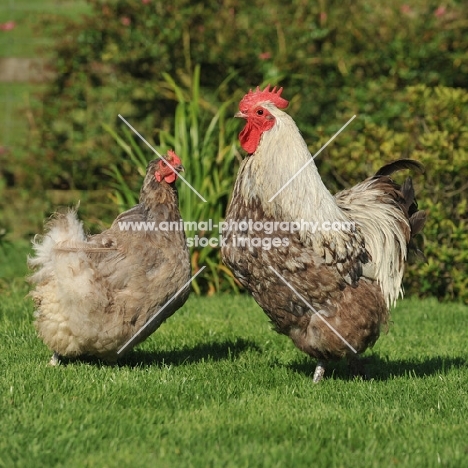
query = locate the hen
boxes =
[221,86,426,382]
[28,151,191,364]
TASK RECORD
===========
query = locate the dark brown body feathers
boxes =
[222,158,425,364]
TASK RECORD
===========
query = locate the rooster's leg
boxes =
[312,360,326,383]
[49,352,61,366]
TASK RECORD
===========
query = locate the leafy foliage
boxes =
[3,0,467,300]
[317,85,468,303]
[105,67,242,294]
[16,0,468,191]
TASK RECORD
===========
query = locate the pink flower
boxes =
[121,16,131,26]
[320,12,327,22]
[258,52,272,60]
[400,5,411,14]
[434,6,446,17]
[142,0,150,3]
[0,21,16,31]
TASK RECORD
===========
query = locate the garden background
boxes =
[0,1,467,467]
[1,0,467,300]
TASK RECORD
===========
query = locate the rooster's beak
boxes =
[234,111,247,119]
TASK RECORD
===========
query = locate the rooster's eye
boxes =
[256,109,264,116]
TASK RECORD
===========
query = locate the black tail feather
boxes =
[374,159,425,178]
[409,210,427,237]
[375,159,427,263]
[399,171,427,263]
[401,177,416,213]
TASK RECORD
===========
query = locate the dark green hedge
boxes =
[3,0,466,301]
[317,85,468,303]
[17,0,467,191]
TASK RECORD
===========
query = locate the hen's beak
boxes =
[234,111,247,119]
[174,164,185,173]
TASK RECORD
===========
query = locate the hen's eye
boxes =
[256,109,264,116]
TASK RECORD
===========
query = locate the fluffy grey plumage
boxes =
[28,155,191,363]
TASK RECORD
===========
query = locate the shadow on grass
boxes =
[289,355,467,382]
[56,338,261,368]
[121,338,261,368]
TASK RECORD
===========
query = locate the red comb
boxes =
[239,85,289,112]
[166,149,181,166]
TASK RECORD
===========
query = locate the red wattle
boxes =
[239,123,262,154]
[164,172,177,184]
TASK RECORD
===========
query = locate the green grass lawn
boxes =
[0,0,90,144]
[0,2,91,243]
[1,244,467,467]
[0,0,91,57]
[0,82,38,151]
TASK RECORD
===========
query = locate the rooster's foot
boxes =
[48,352,61,366]
[312,361,326,383]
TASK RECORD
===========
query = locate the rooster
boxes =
[221,86,426,382]
[28,151,191,364]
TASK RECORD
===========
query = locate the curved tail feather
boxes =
[374,159,425,178]
[375,161,427,264]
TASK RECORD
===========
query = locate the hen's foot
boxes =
[312,360,326,383]
[48,352,61,366]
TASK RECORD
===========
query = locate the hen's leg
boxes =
[313,360,326,383]
[49,351,61,366]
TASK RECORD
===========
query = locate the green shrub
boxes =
[317,85,468,304]
[18,0,468,192]
[108,80,468,302]
[4,0,467,300]
[105,66,242,294]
